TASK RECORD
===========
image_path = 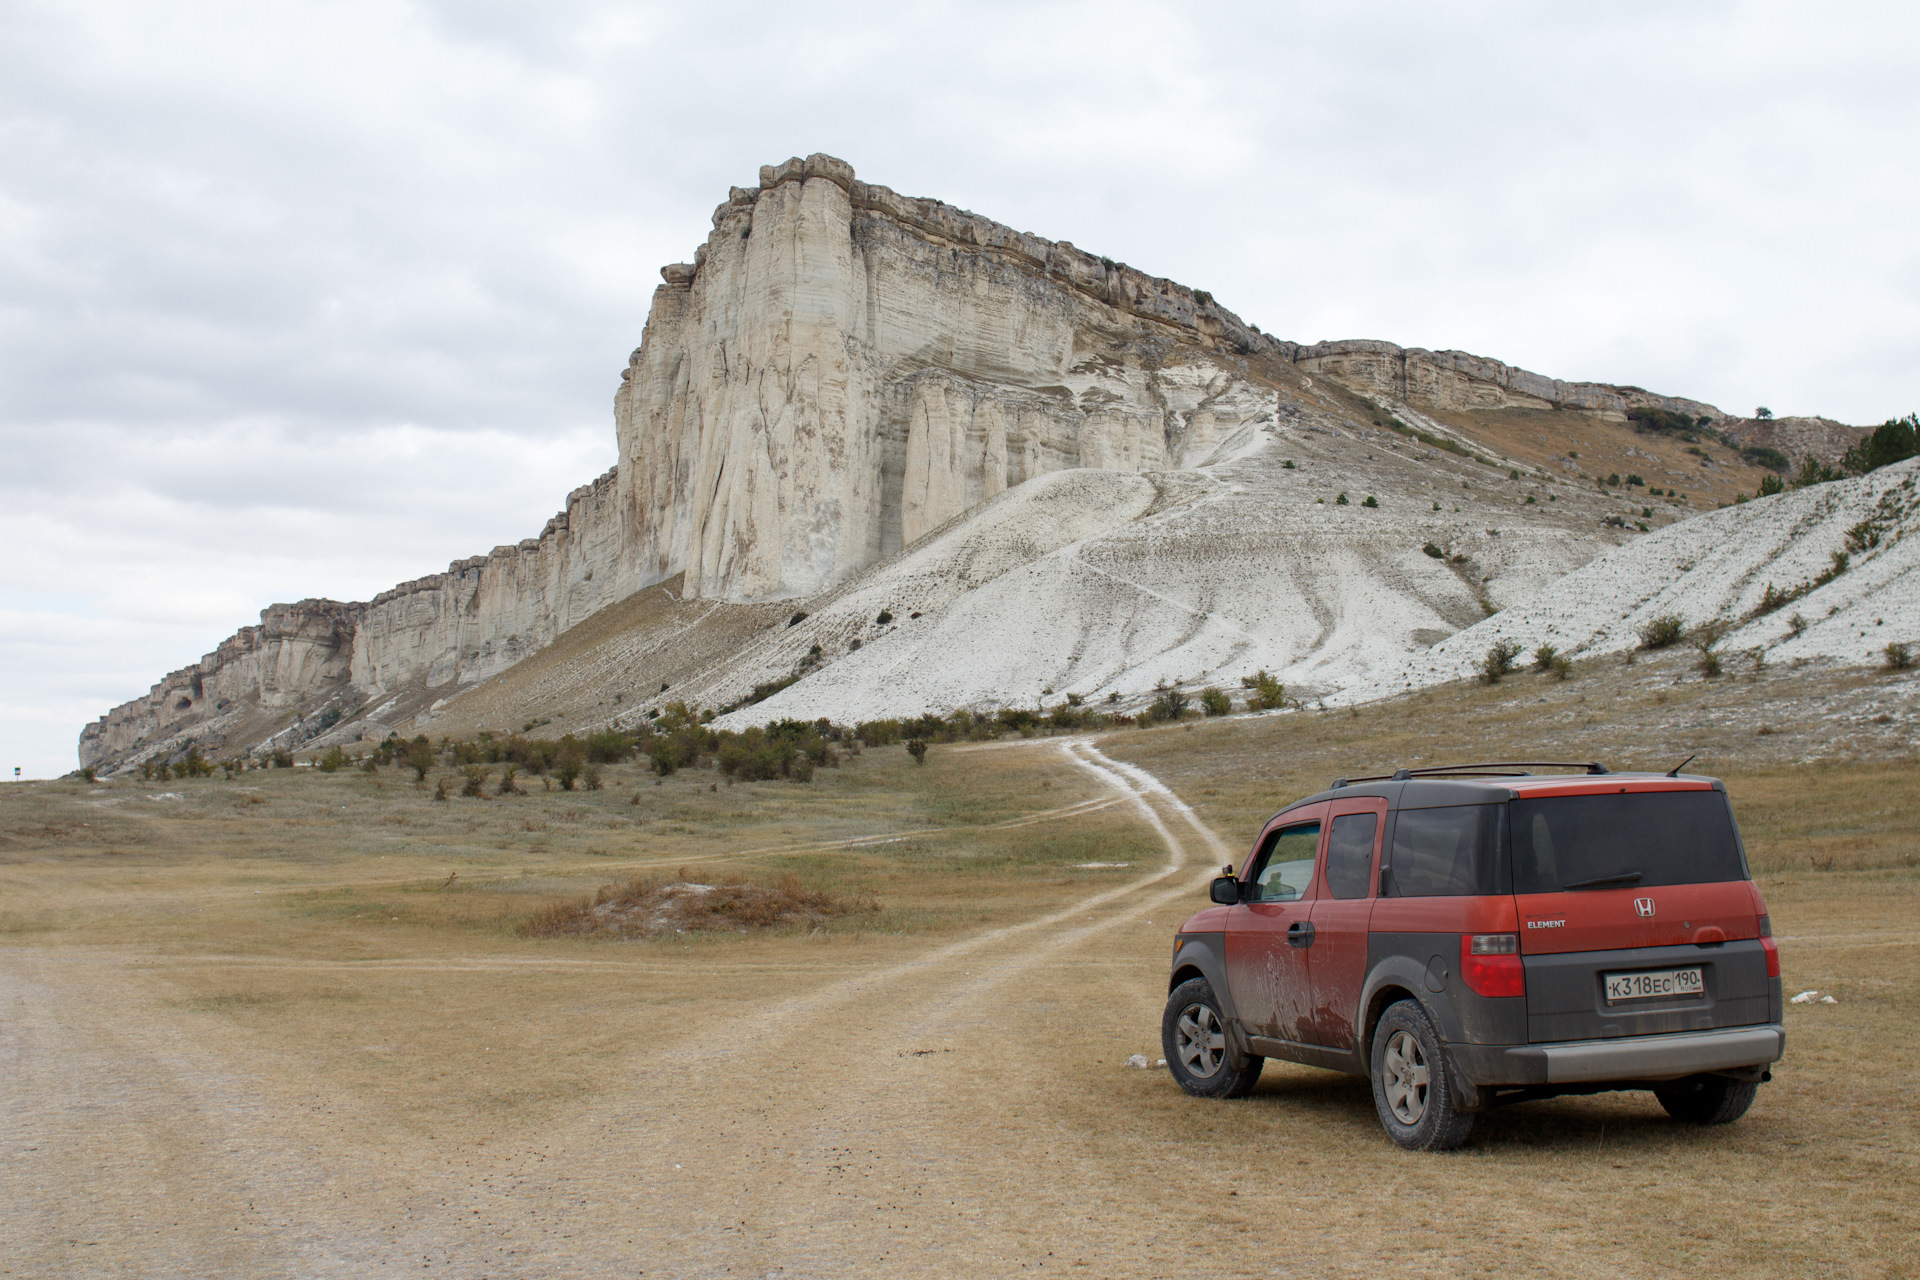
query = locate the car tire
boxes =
[1653,1075,1759,1125]
[1162,977,1263,1098]
[1369,999,1475,1151]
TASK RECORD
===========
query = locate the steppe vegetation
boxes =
[5,653,1916,1276]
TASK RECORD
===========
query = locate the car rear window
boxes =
[1386,805,1505,897]
[1509,790,1746,894]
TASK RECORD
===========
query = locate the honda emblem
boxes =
[1634,897,1656,918]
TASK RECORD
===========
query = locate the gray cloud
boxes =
[4,0,1917,774]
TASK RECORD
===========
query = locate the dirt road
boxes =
[4,741,1914,1278]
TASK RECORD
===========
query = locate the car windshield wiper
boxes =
[1563,871,1644,890]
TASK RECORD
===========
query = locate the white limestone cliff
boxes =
[79,152,1858,770]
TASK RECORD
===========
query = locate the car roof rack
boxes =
[1330,761,1609,788]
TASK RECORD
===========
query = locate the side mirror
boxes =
[1210,876,1241,906]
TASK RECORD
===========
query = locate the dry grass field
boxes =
[4,657,1916,1277]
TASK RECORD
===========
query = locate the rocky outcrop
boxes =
[1716,416,1866,467]
[78,468,632,767]
[79,599,359,765]
[1289,339,1725,422]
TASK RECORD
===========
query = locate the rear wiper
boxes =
[1564,871,1644,890]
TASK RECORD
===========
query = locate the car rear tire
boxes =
[1162,977,1263,1098]
[1369,999,1475,1151]
[1654,1075,1759,1125]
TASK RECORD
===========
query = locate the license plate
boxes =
[1606,968,1704,1003]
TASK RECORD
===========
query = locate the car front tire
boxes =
[1369,999,1475,1151]
[1162,977,1263,1098]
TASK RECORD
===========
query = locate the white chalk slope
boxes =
[702,414,1606,728]
[1351,459,1920,700]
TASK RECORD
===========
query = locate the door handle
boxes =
[1288,921,1316,948]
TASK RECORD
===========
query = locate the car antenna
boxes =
[1666,753,1698,778]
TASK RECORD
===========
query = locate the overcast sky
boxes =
[4,0,1917,777]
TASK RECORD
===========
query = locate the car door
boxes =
[1224,806,1326,1044]
[1307,798,1387,1050]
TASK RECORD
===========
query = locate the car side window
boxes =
[1249,822,1320,902]
[1387,805,1497,897]
[1325,812,1378,899]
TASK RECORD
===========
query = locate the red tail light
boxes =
[1758,914,1780,978]
[1461,933,1525,998]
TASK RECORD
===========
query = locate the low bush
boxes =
[1147,688,1191,722]
[906,739,928,765]
[319,746,346,773]
[1531,643,1559,674]
[1200,687,1232,716]
[1886,642,1914,672]
[1690,620,1730,678]
[1480,640,1524,684]
[461,765,490,798]
[1422,542,1445,559]
[1637,615,1687,650]
[1240,670,1286,711]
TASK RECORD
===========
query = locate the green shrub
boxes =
[1146,688,1190,722]
[461,765,490,798]
[1361,495,1379,508]
[405,739,434,781]
[906,739,928,765]
[747,675,800,706]
[1422,543,1445,559]
[875,609,893,625]
[1336,492,1350,505]
[1200,687,1232,716]
[1754,583,1794,615]
[1796,455,1843,487]
[1845,518,1885,555]
[1841,414,1918,475]
[1480,640,1523,684]
[1531,643,1559,674]
[1240,670,1286,711]
[1886,642,1914,672]
[584,731,633,763]
[1628,407,1701,437]
[1757,473,1784,497]
[553,745,585,791]
[1637,615,1687,650]
[319,746,346,773]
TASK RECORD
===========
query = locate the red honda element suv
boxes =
[1162,762,1784,1150]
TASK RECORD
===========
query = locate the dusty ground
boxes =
[5,663,1917,1277]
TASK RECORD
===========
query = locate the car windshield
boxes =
[1508,790,1745,894]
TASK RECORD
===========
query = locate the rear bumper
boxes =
[1452,1024,1785,1087]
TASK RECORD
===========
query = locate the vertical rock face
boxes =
[613,154,1283,603]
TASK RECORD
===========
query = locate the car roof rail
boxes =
[1333,761,1610,786]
